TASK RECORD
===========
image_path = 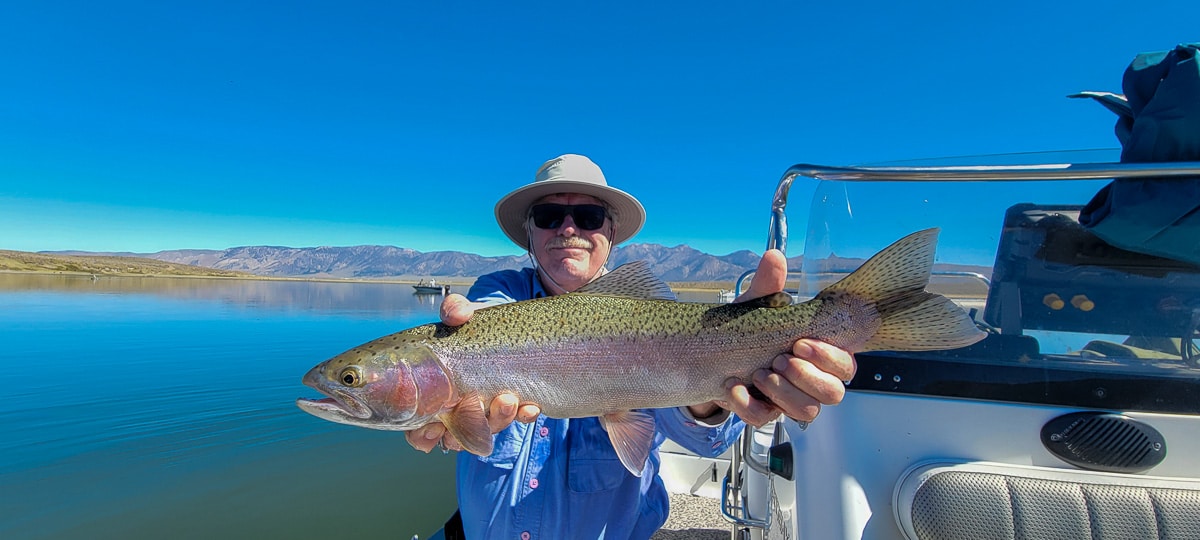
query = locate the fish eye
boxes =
[338,367,363,387]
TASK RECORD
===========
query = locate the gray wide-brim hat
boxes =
[495,154,646,251]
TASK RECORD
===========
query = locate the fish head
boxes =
[296,341,453,431]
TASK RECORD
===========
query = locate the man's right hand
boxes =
[404,294,541,453]
[438,293,479,327]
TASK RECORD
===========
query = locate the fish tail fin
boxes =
[821,228,985,352]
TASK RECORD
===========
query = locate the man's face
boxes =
[527,193,613,293]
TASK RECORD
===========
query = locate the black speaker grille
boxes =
[1041,412,1166,473]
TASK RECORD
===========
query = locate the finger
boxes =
[487,393,519,433]
[735,249,787,302]
[753,361,826,422]
[793,339,857,382]
[405,423,447,453]
[722,379,782,427]
[515,403,541,423]
[763,352,849,408]
[439,294,476,326]
[442,434,464,452]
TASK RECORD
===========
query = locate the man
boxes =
[405,154,855,539]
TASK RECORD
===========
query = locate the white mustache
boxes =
[547,237,593,250]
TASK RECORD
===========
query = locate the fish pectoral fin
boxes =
[437,391,494,457]
[599,410,656,477]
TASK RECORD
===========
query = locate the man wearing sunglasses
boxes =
[405,154,856,539]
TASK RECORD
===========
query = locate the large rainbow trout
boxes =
[297,228,984,475]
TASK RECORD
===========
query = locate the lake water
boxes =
[0,273,726,539]
[0,273,461,540]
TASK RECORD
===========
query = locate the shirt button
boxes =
[520,532,531,540]
[539,426,549,436]
[529,478,539,489]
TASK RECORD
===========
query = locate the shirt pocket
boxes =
[566,418,627,493]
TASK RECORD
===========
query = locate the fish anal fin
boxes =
[599,410,656,477]
[437,391,494,457]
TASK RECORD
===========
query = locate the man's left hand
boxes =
[692,249,857,427]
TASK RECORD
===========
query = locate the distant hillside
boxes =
[42,243,991,283]
[44,243,767,280]
[0,250,254,277]
[142,245,530,279]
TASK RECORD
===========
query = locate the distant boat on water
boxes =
[413,279,450,295]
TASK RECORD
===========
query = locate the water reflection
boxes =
[0,273,450,318]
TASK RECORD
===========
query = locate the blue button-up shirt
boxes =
[456,268,744,539]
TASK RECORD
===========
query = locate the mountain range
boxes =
[48,243,990,283]
[48,244,772,282]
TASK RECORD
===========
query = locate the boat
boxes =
[710,155,1200,539]
[413,279,450,295]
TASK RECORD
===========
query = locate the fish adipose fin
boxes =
[437,391,494,457]
[823,228,985,352]
[599,410,657,477]
[576,261,677,301]
[739,291,793,308]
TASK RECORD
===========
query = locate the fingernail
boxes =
[772,356,788,372]
[753,369,771,384]
[501,403,515,417]
[423,430,440,440]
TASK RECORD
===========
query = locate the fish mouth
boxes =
[296,390,373,421]
[297,363,373,421]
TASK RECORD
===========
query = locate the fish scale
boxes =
[431,295,837,417]
[297,228,986,475]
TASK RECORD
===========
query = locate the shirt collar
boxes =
[529,268,548,299]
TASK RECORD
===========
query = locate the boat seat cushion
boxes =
[895,462,1200,540]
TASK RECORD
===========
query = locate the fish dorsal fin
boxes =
[599,410,657,477]
[437,391,494,457]
[576,261,676,301]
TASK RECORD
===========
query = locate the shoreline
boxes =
[0,269,732,292]
[0,270,986,297]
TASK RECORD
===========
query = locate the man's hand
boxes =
[404,294,541,453]
[438,293,479,327]
[709,249,857,427]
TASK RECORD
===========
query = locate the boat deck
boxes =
[652,493,727,539]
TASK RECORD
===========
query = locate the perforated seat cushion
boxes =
[896,463,1200,540]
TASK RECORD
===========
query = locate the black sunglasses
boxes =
[529,203,610,231]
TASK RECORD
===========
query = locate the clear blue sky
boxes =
[1,1,1195,258]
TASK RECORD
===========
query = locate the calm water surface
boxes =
[0,274,460,539]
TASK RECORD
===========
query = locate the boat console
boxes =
[984,203,1200,343]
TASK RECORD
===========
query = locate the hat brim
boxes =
[494,180,646,251]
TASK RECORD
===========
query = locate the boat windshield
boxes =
[781,151,1200,415]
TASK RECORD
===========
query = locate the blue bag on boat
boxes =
[1073,43,1200,266]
